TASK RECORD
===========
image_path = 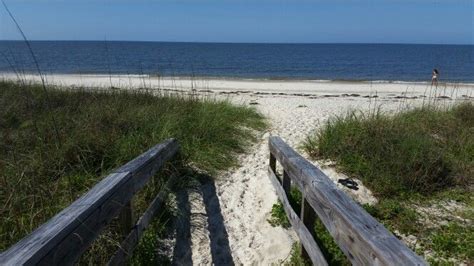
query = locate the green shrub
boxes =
[268,200,291,228]
[284,243,311,266]
[268,187,302,228]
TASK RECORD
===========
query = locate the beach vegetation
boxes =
[0,80,265,263]
[302,102,473,263]
[303,102,473,198]
[284,243,310,266]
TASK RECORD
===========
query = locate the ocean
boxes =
[0,41,473,82]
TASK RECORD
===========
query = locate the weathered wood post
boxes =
[119,201,133,240]
[269,153,277,183]
[282,170,291,197]
[269,153,276,172]
[300,194,317,261]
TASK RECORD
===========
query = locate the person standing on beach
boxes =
[431,68,439,87]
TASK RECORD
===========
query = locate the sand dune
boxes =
[3,73,472,264]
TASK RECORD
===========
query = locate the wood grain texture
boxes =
[268,136,426,266]
[268,167,328,266]
[0,139,179,266]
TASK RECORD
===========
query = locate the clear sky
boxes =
[0,0,472,44]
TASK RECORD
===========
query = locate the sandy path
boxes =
[181,88,469,264]
[206,94,382,265]
[185,93,441,265]
[3,74,470,265]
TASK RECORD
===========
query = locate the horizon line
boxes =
[0,39,472,46]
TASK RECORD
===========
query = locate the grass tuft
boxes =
[303,103,474,198]
[430,222,474,261]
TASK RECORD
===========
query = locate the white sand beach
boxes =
[3,73,474,98]
[2,73,473,264]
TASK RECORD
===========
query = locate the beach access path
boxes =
[2,74,472,264]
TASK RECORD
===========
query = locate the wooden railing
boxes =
[268,136,426,266]
[0,139,180,266]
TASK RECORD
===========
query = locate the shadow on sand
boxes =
[172,173,234,265]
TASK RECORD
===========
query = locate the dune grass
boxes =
[300,102,473,264]
[303,103,473,198]
[0,81,265,261]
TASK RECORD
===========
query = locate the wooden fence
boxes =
[0,139,180,266]
[268,136,426,266]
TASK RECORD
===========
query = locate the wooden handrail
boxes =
[0,139,180,266]
[268,136,426,266]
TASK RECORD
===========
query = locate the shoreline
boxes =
[2,72,474,86]
[1,73,474,99]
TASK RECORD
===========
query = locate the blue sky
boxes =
[0,0,472,44]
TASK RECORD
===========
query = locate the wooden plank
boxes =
[268,167,328,266]
[269,136,426,266]
[39,178,136,265]
[116,139,180,192]
[108,174,180,266]
[0,171,131,266]
[0,139,179,266]
[115,139,178,175]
